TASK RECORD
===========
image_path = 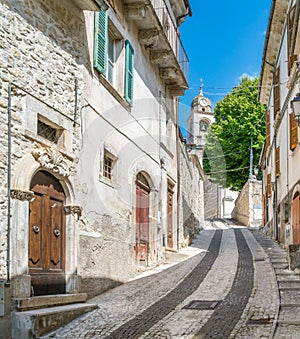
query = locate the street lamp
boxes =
[291,93,300,126]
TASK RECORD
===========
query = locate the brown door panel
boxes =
[29,194,43,269]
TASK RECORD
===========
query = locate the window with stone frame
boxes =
[102,149,117,181]
[94,10,134,104]
[37,117,63,144]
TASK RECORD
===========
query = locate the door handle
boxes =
[53,229,60,237]
[32,225,39,234]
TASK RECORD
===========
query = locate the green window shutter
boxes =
[125,40,134,104]
[94,10,108,75]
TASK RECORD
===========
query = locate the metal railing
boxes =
[151,0,189,81]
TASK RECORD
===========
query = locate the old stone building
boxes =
[259,0,300,247]
[0,0,202,337]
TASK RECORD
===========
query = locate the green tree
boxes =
[203,76,265,191]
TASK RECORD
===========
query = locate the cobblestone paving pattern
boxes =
[48,231,216,338]
[140,228,238,338]
[104,230,222,339]
[230,229,279,338]
[193,228,254,338]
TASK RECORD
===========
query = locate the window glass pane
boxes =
[107,34,114,84]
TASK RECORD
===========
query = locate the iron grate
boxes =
[183,300,221,310]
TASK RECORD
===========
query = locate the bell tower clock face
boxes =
[199,98,208,106]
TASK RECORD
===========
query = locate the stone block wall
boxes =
[0,0,84,281]
[178,143,204,247]
[232,179,262,227]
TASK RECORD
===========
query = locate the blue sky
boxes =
[179,0,272,133]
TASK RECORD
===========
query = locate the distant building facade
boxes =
[259,0,300,245]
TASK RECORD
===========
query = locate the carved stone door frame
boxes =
[10,149,80,298]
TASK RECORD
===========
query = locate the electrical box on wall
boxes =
[0,280,4,316]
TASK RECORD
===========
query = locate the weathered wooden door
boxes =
[29,171,66,296]
[167,189,173,248]
[292,193,300,244]
[135,177,150,264]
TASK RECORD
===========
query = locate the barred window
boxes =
[37,119,60,144]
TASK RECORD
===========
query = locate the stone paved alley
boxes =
[45,220,300,338]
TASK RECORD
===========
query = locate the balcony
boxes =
[124,0,189,95]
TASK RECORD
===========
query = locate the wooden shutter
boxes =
[267,173,272,197]
[275,146,280,178]
[266,110,271,149]
[273,66,280,119]
[290,112,298,151]
[94,10,108,75]
[288,5,298,75]
[124,40,134,104]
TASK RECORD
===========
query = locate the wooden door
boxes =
[167,190,173,249]
[29,171,66,296]
[292,193,300,244]
[135,180,150,264]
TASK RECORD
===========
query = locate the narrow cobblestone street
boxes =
[44,219,300,339]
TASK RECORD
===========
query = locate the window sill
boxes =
[99,176,115,189]
[96,72,131,111]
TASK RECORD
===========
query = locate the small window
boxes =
[104,153,113,179]
[37,119,61,144]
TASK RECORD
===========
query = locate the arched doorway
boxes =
[135,173,150,265]
[292,192,300,243]
[29,171,66,296]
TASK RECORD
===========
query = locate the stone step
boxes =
[164,250,188,263]
[13,302,98,339]
[278,281,300,289]
[14,293,88,311]
[280,290,300,305]
[278,305,300,325]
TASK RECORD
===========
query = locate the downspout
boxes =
[74,77,78,127]
[176,98,180,251]
[6,82,12,285]
[158,91,164,248]
[274,131,278,241]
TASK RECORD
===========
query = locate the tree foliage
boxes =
[203,76,265,191]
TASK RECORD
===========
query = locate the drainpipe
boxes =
[6,82,12,285]
[274,131,279,241]
[158,91,164,248]
[74,77,78,127]
[176,98,180,251]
